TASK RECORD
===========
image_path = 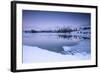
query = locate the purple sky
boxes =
[22,10,91,31]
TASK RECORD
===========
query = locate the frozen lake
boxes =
[23,32,91,63]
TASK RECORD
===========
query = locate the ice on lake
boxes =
[23,33,91,63]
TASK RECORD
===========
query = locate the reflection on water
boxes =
[23,32,91,56]
[58,34,90,40]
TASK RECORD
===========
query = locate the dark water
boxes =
[23,32,91,55]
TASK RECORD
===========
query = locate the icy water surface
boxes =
[23,32,91,63]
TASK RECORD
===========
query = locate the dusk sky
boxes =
[22,10,91,31]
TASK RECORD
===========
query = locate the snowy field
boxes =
[23,45,90,63]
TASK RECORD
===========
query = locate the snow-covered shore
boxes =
[23,45,90,63]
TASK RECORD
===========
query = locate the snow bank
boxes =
[23,45,90,63]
